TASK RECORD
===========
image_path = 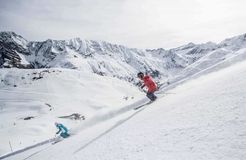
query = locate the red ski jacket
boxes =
[142,75,157,93]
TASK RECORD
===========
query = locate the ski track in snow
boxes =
[73,107,145,154]
[0,83,152,159]
[0,69,144,158]
[1,51,246,159]
[70,55,246,160]
[0,105,148,160]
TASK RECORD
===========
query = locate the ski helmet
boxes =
[137,72,144,78]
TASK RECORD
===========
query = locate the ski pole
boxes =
[9,141,13,152]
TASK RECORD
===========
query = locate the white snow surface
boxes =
[2,52,246,160]
[0,69,144,155]
[1,32,246,159]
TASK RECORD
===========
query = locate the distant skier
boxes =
[55,122,70,138]
[137,72,157,101]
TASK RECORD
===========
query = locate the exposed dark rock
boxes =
[58,113,85,120]
[23,116,35,120]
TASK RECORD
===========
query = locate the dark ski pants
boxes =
[60,132,70,138]
[147,92,157,101]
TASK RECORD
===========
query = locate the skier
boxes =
[55,122,70,138]
[137,72,157,101]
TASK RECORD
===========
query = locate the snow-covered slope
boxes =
[1,32,246,159]
[3,48,246,160]
[73,57,246,160]
[160,33,246,87]
[0,68,144,155]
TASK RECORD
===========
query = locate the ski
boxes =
[52,139,63,145]
[134,101,153,110]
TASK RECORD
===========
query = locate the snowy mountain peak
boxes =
[0,32,30,68]
[219,33,246,50]
[1,31,246,83]
[1,32,246,158]
[0,31,27,45]
[0,32,188,81]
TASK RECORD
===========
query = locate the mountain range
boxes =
[1,32,245,84]
[1,32,246,158]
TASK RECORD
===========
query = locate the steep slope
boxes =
[0,68,144,155]
[76,59,245,160]
[1,32,246,159]
[4,50,246,160]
